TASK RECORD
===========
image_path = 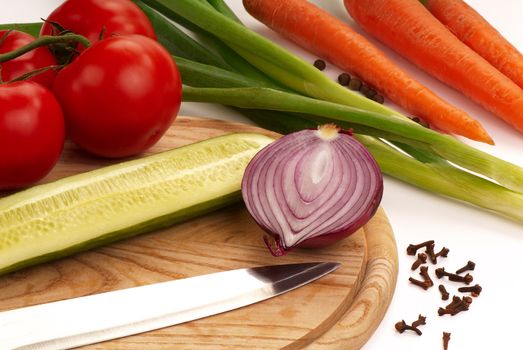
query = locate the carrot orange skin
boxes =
[424,0,523,91]
[344,0,523,136]
[243,0,492,144]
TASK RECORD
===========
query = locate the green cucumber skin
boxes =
[0,133,274,276]
[0,191,241,276]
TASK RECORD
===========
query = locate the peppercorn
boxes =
[338,73,351,86]
[372,94,385,104]
[411,117,430,128]
[313,59,326,70]
[363,88,377,99]
[348,78,362,91]
[359,84,371,96]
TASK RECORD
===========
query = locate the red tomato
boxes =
[0,82,65,190]
[52,35,182,158]
[40,0,156,48]
[0,30,58,88]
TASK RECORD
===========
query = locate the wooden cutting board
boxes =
[0,116,398,350]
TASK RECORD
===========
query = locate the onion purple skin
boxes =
[242,125,384,257]
[262,185,382,256]
[294,186,383,248]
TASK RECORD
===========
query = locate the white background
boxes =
[1,1,522,349]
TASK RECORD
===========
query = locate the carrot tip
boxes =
[484,135,495,145]
[469,129,494,145]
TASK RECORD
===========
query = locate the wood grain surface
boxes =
[0,116,398,349]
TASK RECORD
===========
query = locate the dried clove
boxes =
[395,320,422,335]
[445,295,463,310]
[452,296,473,315]
[451,272,473,284]
[455,260,476,274]
[458,284,482,297]
[438,296,472,316]
[426,242,436,262]
[438,304,468,316]
[395,315,426,336]
[411,252,428,270]
[438,284,450,300]
[437,307,452,316]
[407,240,435,255]
[443,332,451,350]
[435,267,473,284]
[419,266,433,287]
[435,267,447,278]
[411,314,427,328]
[409,277,432,290]
[429,246,449,264]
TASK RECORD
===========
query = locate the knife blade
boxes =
[0,262,339,350]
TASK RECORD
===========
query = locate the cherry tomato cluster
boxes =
[0,0,182,190]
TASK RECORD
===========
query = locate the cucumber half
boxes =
[0,133,274,275]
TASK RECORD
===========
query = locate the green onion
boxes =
[135,1,231,70]
[0,22,42,37]
[134,0,282,89]
[205,0,242,22]
[175,56,266,88]
[362,136,523,222]
[182,86,433,142]
[140,0,405,119]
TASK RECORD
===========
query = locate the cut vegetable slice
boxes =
[0,133,274,275]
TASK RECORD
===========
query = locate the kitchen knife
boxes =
[0,262,340,350]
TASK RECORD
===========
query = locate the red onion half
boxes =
[241,124,383,256]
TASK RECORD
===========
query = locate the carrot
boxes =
[422,0,523,90]
[343,0,523,136]
[242,0,493,144]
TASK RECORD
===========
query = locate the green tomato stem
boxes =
[6,65,63,84]
[0,34,91,63]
